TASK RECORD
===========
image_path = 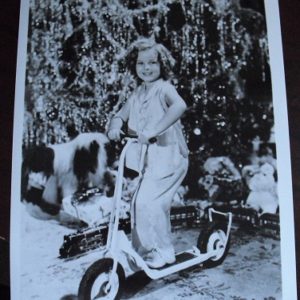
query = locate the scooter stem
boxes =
[106,139,136,250]
[105,139,140,292]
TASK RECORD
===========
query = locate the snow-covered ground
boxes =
[18,204,281,300]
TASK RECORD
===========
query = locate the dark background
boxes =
[0,0,299,299]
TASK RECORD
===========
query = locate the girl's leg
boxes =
[132,158,188,264]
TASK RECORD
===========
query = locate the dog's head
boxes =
[22,145,55,195]
[73,140,100,189]
[23,145,54,175]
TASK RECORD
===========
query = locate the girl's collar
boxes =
[141,78,163,91]
[136,79,162,101]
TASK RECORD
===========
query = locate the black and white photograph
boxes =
[10,0,297,299]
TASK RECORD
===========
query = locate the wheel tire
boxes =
[197,222,230,268]
[78,258,125,300]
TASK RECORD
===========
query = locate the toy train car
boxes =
[59,218,131,258]
[259,213,280,237]
[231,207,259,226]
[59,224,108,258]
[170,206,198,227]
[231,207,280,237]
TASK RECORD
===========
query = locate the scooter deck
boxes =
[150,251,198,270]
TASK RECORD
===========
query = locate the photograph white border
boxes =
[264,1,297,298]
[10,0,30,299]
[10,0,297,299]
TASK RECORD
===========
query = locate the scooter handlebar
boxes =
[121,134,157,144]
[148,137,157,144]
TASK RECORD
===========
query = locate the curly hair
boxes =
[123,37,176,83]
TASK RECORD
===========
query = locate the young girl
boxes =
[107,38,189,268]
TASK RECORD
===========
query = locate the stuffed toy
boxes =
[198,156,243,202]
[62,190,130,227]
[244,163,278,215]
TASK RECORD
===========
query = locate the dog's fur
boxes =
[22,133,108,218]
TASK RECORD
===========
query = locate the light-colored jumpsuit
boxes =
[116,79,189,262]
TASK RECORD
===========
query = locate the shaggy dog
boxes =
[22,133,108,220]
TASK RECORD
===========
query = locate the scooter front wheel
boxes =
[78,258,125,300]
[197,222,230,268]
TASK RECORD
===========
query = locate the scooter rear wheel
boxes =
[197,221,230,268]
[78,258,125,300]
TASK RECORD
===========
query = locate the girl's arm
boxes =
[155,86,187,135]
[107,99,131,140]
[139,85,187,143]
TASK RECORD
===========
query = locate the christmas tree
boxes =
[24,0,273,168]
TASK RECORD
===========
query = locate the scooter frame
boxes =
[79,138,232,297]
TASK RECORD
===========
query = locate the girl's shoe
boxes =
[164,255,176,265]
[145,249,166,268]
[161,249,176,265]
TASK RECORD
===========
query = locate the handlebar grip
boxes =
[148,137,157,144]
[120,134,157,144]
[120,133,137,139]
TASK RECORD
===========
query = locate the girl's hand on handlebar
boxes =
[107,128,124,141]
[138,131,157,144]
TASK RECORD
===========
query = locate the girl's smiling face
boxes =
[136,48,161,83]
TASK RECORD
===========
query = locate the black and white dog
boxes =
[22,133,108,219]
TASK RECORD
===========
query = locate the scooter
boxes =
[78,138,232,300]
